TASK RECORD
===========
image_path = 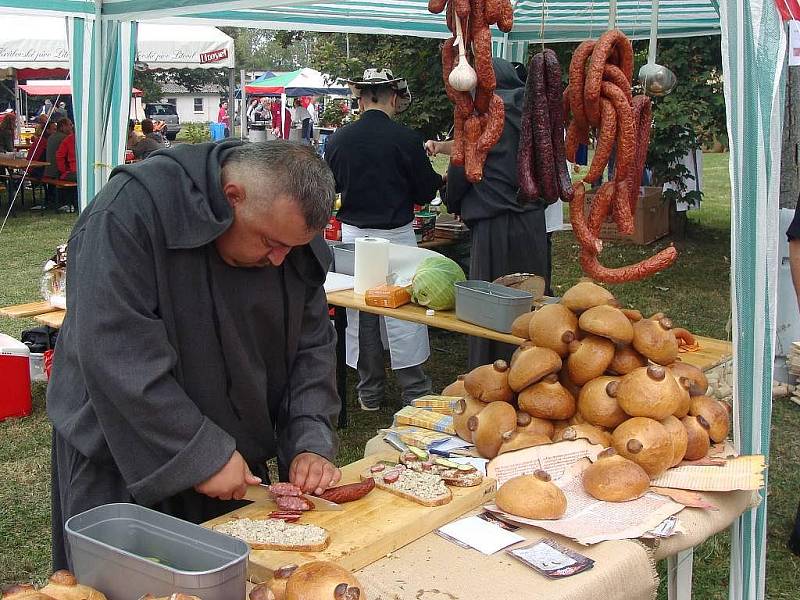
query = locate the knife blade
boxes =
[257,484,344,511]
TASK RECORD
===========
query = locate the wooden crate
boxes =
[584,186,669,245]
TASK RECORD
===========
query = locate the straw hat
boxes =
[345,68,412,114]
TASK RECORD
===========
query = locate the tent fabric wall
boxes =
[717,0,786,598]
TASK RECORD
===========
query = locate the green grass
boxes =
[1,154,799,597]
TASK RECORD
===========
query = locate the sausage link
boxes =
[455,0,470,17]
[275,495,313,511]
[629,95,652,211]
[451,110,467,166]
[543,49,574,202]
[498,0,514,32]
[602,64,632,103]
[268,483,302,497]
[587,181,615,236]
[484,0,503,24]
[565,120,588,164]
[584,30,629,126]
[530,52,558,203]
[579,245,678,283]
[428,0,448,13]
[471,29,495,112]
[570,182,603,255]
[478,93,505,153]
[611,179,635,236]
[317,479,376,504]
[583,98,617,184]
[568,40,596,130]
[600,81,634,184]
[518,55,541,202]
[464,115,487,182]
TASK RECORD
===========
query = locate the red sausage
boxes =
[580,246,678,283]
[317,479,376,504]
[268,483,302,497]
[275,495,313,511]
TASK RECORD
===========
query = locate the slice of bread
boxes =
[213,517,330,551]
[361,466,452,506]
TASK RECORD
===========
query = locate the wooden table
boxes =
[0,156,50,210]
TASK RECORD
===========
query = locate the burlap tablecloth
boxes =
[353,435,758,600]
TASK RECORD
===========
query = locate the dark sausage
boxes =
[318,479,376,504]
[275,495,313,511]
[543,49,574,202]
[268,483,302,497]
[530,52,558,203]
[518,53,541,202]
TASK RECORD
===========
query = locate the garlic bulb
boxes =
[448,19,477,92]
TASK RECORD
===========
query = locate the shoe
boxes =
[358,398,381,412]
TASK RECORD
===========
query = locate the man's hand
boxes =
[289,452,341,496]
[424,140,439,156]
[194,450,261,501]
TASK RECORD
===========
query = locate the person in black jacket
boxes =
[325,68,442,410]
[426,58,549,369]
[47,141,342,570]
[787,202,800,556]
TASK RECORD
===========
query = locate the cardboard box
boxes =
[584,186,669,245]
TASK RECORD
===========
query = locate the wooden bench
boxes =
[39,177,78,212]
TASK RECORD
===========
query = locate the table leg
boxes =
[334,305,348,429]
[666,547,694,600]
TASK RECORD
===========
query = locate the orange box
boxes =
[365,285,412,309]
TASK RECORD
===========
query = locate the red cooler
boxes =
[0,333,32,421]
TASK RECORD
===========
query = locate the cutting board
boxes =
[203,451,496,583]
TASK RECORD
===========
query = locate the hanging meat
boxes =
[431,0,514,182]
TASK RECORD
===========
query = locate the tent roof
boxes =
[0,14,234,69]
[244,67,349,96]
[19,81,142,96]
[122,0,721,43]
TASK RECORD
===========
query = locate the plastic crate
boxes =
[331,242,356,275]
[66,503,248,600]
[454,281,533,333]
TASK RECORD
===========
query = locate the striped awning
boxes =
[97,0,721,42]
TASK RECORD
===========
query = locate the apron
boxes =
[341,222,430,370]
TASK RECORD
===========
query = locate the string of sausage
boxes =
[564,29,678,283]
[431,0,513,182]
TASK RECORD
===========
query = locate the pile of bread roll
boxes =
[445,280,731,514]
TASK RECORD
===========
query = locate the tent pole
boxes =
[240,68,246,139]
[228,67,235,138]
[609,0,617,28]
[281,92,286,139]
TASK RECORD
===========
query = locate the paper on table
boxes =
[486,439,605,487]
[386,244,442,287]
[438,515,525,554]
[649,455,765,491]
[429,436,474,454]
[486,464,685,545]
[324,272,355,293]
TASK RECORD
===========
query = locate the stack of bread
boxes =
[447,280,731,506]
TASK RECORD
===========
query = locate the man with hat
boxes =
[325,68,443,411]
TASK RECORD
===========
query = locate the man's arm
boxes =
[410,135,444,203]
[66,189,239,506]
[277,280,341,491]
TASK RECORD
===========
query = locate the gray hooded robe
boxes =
[47,140,339,569]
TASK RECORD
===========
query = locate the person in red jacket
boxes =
[55,132,77,181]
[270,100,291,140]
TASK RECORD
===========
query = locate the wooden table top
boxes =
[0,156,48,169]
[2,296,733,373]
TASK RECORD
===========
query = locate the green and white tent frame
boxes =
[0,1,785,598]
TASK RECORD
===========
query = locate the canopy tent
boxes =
[244,67,348,96]
[18,81,142,96]
[0,2,786,599]
[0,15,234,69]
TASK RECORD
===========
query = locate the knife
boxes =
[257,484,344,511]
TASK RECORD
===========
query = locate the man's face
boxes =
[215,188,318,268]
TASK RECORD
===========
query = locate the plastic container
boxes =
[210,122,227,141]
[29,352,48,382]
[331,242,356,275]
[0,333,31,421]
[65,503,249,600]
[454,281,533,333]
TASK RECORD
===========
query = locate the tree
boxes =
[309,33,453,138]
